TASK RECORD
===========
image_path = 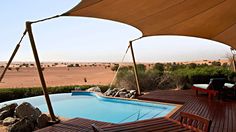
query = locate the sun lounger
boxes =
[224,83,236,97]
[192,78,225,99]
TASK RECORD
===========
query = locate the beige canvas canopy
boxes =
[63,0,236,48]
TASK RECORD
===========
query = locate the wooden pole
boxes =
[129,41,141,95]
[0,44,20,82]
[233,54,236,72]
[26,22,57,121]
[230,47,236,72]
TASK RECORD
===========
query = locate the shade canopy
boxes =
[63,0,236,48]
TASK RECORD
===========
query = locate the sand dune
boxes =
[0,66,115,88]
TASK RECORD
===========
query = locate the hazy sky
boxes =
[0,1,231,63]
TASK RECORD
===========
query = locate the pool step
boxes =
[138,109,164,120]
[119,108,166,123]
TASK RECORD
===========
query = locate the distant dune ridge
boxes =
[0,59,229,88]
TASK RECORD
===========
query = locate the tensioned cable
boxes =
[130,36,143,43]
[108,36,143,88]
[108,45,130,88]
[30,15,61,24]
[0,29,27,82]
[18,29,27,45]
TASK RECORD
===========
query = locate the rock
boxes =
[125,93,132,98]
[119,88,127,92]
[130,95,136,99]
[15,102,41,121]
[0,110,14,120]
[119,92,127,98]
[111,88,119,96]
[114,91,120,97]
[104,88,113,96]
[86,86,101,92]
[0,103,18,113]
[0,103,17,120]
[2,117,19,126]
[130,90,136,95]
[37,114,50,128]
[113,88,119,92]
[8,118,34,132]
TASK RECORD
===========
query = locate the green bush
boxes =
[115,66,164,91]
[153,63,164,72]
[114,64,234,91]
[0,85,109,102]
[171,66,234,89]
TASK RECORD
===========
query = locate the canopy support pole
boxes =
[26,22,57,122]
[230,47,236,72]
[0,44,20,82]
[129,41,141,95]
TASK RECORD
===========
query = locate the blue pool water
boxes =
[0,92,176,123]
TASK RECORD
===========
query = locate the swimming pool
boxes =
[0,92,177,123]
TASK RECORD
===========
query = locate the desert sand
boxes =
[0,59,229,88]
[0,65,115,88]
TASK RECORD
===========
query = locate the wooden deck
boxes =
[138,90,236,132]
[38,89,236,132]
[36,118,112,132]
[100,117,191,132]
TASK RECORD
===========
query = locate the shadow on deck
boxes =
[138,89,236,132]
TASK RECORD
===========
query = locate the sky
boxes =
[0,0,232,63]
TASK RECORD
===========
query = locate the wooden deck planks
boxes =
[35,118,112,132]
[138,90,236,132]
[100,117,190,132]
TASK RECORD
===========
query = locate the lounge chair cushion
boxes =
[193,84,209,89]
[224,83,235,88]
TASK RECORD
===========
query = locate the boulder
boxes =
[119,92,127,98]
[104,88,113,96]
[114,91,120,97]
[0,110,14,120]
[0,103,18,113]
[8,118,34,132]
[86,86,101,92]
[15,102,41,121]
[130,95,136,99]
[125,93,132,98]
[119,88,127,92]
[129,90,136,95]
[2,117,19,126]
[111,88,119,96]
[36,114,50,128]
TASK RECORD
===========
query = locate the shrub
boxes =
[111,64,119,71]
[153,63,164,72]
[136,64,146,71]
[114,63,234,91]
[171,66,234,89]
[115,66,164,91]
[0,85,109,102]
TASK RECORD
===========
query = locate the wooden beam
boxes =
[26,22,57,121]
[129,41,141,95]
